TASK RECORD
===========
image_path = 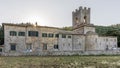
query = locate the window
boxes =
[78,43,81,48]
[43,43,47,50]
[42,33,47,37]
[63,43,65,46]
[84,16,87,23]
[48,33,54,37]
[26,44,32,50]
[106,39,108,41]
[75,17,79,23]
[10,44,16,51]
[106,45,108,50]
[55,34,59,38]
[54,45,58,49]
[68,35,71,38]
[68,43,70,46]
[79,42,81,45]
[18,32,25,36]
[62,34,66,38]
[100,42,101,45]
[10,31,17,36]
[0,48,2,52]
[28,31,38,37]
[95,38,97,42]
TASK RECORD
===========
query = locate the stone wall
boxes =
[3,24,75,55]
[2,50,120,56]
[97,36,117,50]
[4,25,62,54]
[85,34,98,50]
[58,34,72,51]
[4,25,26,53]
[40,27,60,51]
[72,35,85,51]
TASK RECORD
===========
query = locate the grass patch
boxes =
[0,56,120,68]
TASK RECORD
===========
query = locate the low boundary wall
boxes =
[1,50,120,56]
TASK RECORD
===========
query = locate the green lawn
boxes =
[0,56,120,68]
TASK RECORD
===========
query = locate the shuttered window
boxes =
[28,31,38,37]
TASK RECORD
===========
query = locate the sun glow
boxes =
[28,16,45,24]
[22,10,53,26]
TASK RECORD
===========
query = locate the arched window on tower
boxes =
[84,16,87,23]
[75,17,79,23]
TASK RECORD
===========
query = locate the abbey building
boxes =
[0,6,118,56]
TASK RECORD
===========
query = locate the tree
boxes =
[0,26,4,45]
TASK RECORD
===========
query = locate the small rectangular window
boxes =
[43,43,47,50]
[42,33,47,37]
[48,33,54,37]
[62,34,66,38]
[54,45,59,49]
[28,31,38,37]
[0,48,2,52]
[10,31,17,36]
[68,36,71,38]
[106,38,108,41]
[18,32,25,36]
[55,34,59,38]
[26,44,32,50]
[11,44,16,51]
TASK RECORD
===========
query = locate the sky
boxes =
[0,0,120,27]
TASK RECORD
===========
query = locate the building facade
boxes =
[0,6,118,56]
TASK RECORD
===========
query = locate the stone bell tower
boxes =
[72,6,90,29]
[72,6,95,34]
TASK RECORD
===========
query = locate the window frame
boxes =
[42,33,47,37]
[68,35,71,38]
[48,33,54,38]
[10,31,17,36]
[62,34,66,38]
[54,45,59,49]
[43,43,47,50]
[26,43,32,50]
[10,44,16,51]
[28,31,38,37]
[55,34,59,38]
[0,48,2,52]
[18,32,25,36]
